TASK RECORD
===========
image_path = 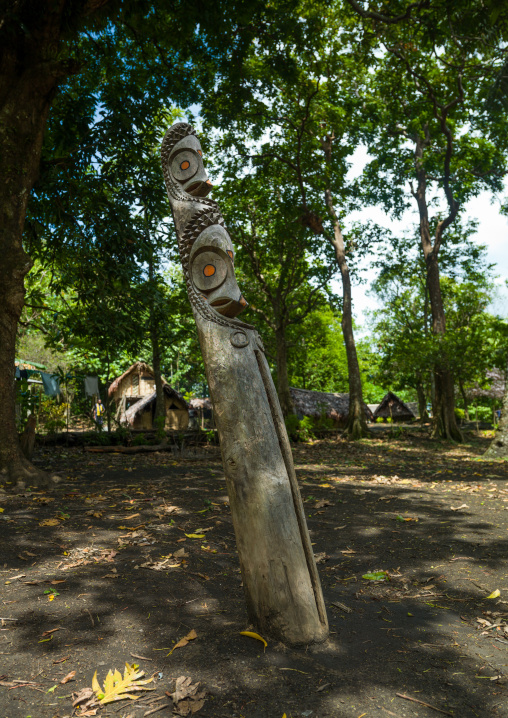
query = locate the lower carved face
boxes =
[189,225,247,318]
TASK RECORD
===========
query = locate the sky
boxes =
[336,149,508,329]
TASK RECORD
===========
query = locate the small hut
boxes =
[373,392,415,423]
[189,397,213,429]
[289,387,373,428]
[108,362,188,430]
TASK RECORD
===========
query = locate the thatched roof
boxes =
[189,398,213,411]
[373,392,415,420]
[290,387,373,421]
[469,369,506,401]
[124,384,188,425]
[109,361,160,397]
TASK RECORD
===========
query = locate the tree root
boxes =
[0,456,60,491]
[344,416,371,441]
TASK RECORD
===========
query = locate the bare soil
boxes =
[1,432,507,718]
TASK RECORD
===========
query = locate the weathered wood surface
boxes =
[161,122,328,645]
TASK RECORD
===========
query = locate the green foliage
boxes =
[131,433,147,446]
[284,414,316,442]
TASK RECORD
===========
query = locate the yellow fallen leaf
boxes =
[185,533,206,539]
[0,508,4,513]
[39,518,60,527]
[92,662,153,704]
[166,629,197,656]
[487,589,501,599]
[240,631,267,652]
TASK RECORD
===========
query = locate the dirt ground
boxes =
[1,431,508,718]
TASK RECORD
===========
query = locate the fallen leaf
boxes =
[41,627,61,637]
[450,504,468,511]
[185,534,206,539]
[174,548,188,558]
[362,571,389,581]
[46,684,57,693]
[123,513,141,520]
[92,662,153,704]
[39,519,60,527]
[487,589,501,599]
[60,670,76,684]
[240,631,267,652]
[314,552,329,564]
[167,629,197,656]
[314,500,332,509]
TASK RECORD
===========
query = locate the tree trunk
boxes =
[148,256,165,423]
[426,255,463,442]
[324,189,368,440]
[274,324,294,417]
[416,379,429,422]
[0,25,64,487]
[485,364,508,459]
[458,378,470,421]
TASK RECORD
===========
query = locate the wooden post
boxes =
[161,123,328,646]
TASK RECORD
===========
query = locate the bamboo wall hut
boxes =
[289,387,373,427]
[373,392,415,423]
[108,362,189,430]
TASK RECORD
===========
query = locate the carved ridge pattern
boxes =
[161,123,253,330]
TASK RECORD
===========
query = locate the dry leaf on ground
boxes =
[60,670,76,684]
[169,676,206,716]
[92,662,153,704]
[167,629,197,656]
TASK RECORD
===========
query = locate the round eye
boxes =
[192,251,227,291]
[203,264,216,277]
[171,151,198,181]
[227,250,233,260]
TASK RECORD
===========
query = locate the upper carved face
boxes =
[168,134,212,197]
[189,225,247,318]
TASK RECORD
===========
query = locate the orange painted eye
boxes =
[203,265,216,277]
[227,250,233,260]
[180,160,190,170]
[197,150,202,157]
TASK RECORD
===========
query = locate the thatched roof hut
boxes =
[124,384,189,431]
[469,369,506,402]
[289,387,373,427]
[109,362,188,430]
[189,397,213,429]
[373,392,415,422]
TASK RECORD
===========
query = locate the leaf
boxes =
[0,508,4,513]
[362,571,389,581]
[60,670,76,684]
[185,533,206,539]
[240,631,267,651]
[39,518,60,526]
[487,589,501,599]
[46,685,57,693]
[167,629,197,656]
[92,662,153,704]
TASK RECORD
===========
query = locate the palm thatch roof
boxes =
[124,384,188,425]
[289,387,373,422]
[189,398,213,411]
[373,392,415,421]
[108,361,156,397]
[469,369,506,401]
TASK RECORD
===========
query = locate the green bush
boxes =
[285,414,315,442]
[131,433,147,446]
[455,408,465,420]
[473,405,494,423]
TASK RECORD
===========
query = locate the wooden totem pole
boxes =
[161,123,328,645]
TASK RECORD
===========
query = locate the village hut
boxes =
[289,387,373,427]
[189,397,213,429]
[373,392,415,423]
[108,362,188,430]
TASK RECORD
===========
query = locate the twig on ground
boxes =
[396,693,453,715]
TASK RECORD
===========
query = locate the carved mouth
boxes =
[186,180,213,197]
[210,297,232,308]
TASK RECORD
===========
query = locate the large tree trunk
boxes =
[416,378,429,422]
[485,365,508,459]
[274,323,294,417]
[413,132,463,442]
[0,22,64,487]
[425,254,463,442]
[324,187,369,440]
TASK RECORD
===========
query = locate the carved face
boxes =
[189,225,247,318]
[168,134,212,197]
